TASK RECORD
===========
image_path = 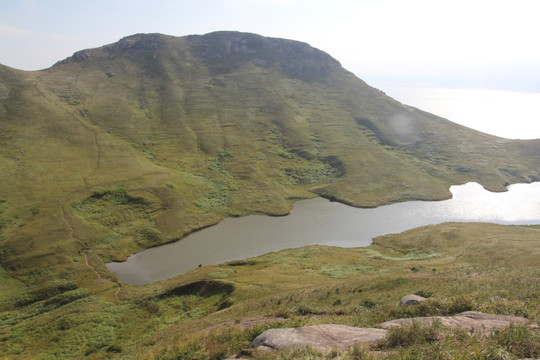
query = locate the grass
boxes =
[0,222,540,358]
[114,222,540,360]
[0,32,540,358]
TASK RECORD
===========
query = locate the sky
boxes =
[1,0,540,138]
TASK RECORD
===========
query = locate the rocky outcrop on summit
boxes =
[55,49,91,65]
[56,34,164,65]
[188,31,341,82]
[56,31,341,82]
[113,33,162,51]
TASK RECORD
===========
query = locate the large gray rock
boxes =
[251,312,532,353]
[252,324,387,351]
[399,294,427,306]
[381,311,530,334]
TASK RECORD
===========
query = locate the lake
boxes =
[107,182,540,285]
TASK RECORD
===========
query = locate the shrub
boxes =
[110,187,129,205]
[140,300,161,315]
[44,288,89,308]
[217,148,233,160]
[282,164,337,184]
[363,299,377,309]
[102,232,118,244]
[208,157,225,172]
[346,343,371,359]
[15,280,78,307]
[70,201,82,209]
[138,226,162,243]
[379,320,445,349]
[143,148,155,160]
[29,268,51,279]
[491,325,540,358]
[294,304,322,316]
[91,188,108,198]
[195,180,230,209]
[388,295,475,320]
[444,295,475,314]
[415,290,433,298]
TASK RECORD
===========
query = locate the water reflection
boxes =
[107,182,540,285]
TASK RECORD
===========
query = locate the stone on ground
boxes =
[399,294,427,306]
[253,324,388,351]
[381,311,530,334]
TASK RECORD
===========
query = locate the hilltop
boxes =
[0,31,539,358]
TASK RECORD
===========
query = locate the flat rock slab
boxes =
[381,311,530,334]
[251,312,531,353]
[253,324,388,351]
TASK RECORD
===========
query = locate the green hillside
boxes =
[0,31,539,358]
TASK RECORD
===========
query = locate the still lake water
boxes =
[107,182,540,285]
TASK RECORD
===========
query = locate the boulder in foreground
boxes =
[252,324,387,351]
[381,311,530,334]
[252,311,533,353]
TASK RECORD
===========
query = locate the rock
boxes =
[381,311,530,334]
[399,294,427,306]
[251,312,533,353]
[252,324,387,351]
[189,32,340,82]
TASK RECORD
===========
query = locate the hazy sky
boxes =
[1,0,539,137]
[1,0,538,89]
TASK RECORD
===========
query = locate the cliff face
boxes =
[188,31,341,81]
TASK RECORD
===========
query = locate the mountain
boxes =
[0,31,539,358]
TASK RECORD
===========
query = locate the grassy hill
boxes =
[2,222,540,359]
[0,31,539,358]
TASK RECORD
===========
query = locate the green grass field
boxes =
[1,32,540,358]
[3,222,539,359]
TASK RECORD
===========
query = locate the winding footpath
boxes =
[60,194,122,301]
[34,74,123,301]
[59,203,104,281]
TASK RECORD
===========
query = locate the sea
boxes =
[378,86,540,140]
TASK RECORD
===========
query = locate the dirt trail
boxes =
[34,75,122,300]
[59,201,122,300]
[60,205,105,282]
